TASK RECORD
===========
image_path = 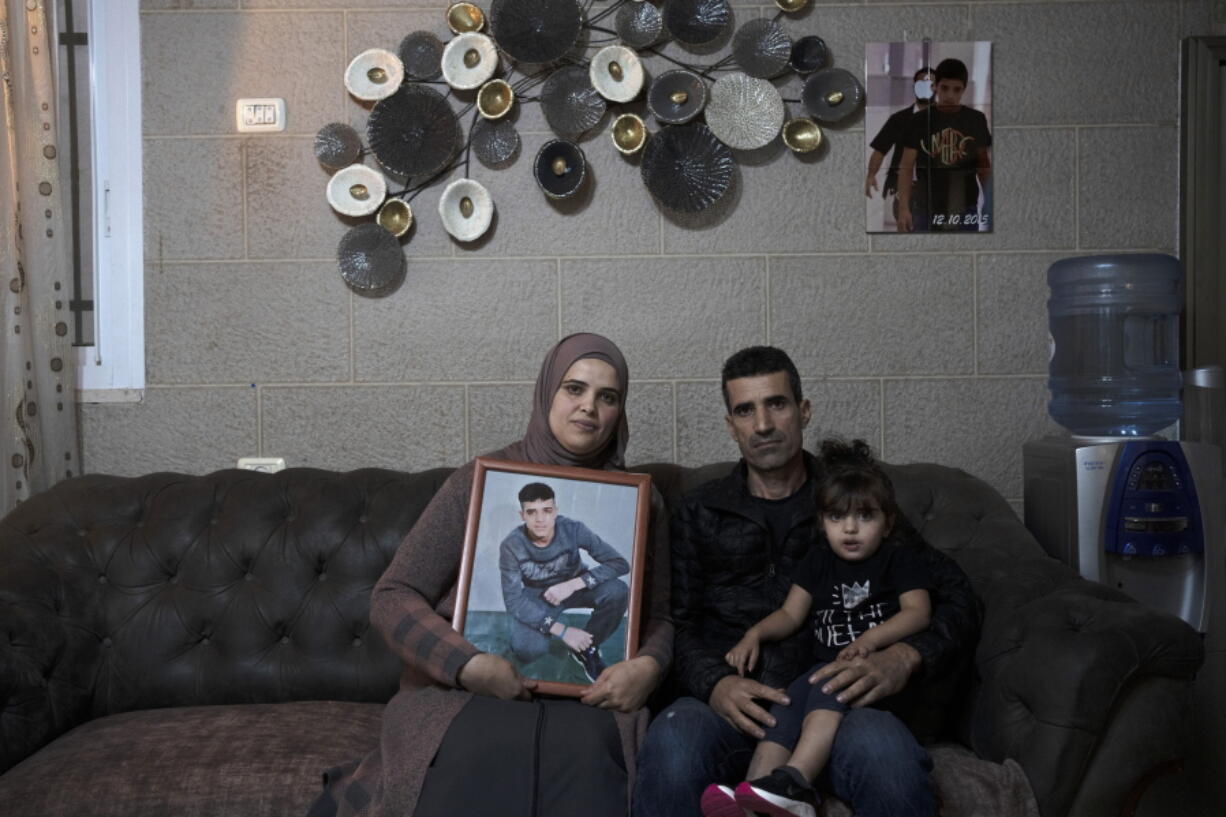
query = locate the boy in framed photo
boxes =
[499,481,631,682]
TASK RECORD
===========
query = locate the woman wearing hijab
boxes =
[309,333,672,817]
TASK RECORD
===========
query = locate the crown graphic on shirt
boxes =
[840,581,871,610]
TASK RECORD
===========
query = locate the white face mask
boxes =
[914,79,933,100]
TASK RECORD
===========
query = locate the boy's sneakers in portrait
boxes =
[570,645,607,682]
[734,766,820,817]
[700,783,749,817]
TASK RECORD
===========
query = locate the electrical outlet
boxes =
[235,98,286,133]
[237,457,286,473]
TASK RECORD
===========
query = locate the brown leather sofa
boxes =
[0,462,1203,817]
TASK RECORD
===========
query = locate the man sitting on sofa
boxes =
[633,346,982,817]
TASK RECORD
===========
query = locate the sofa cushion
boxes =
[0,701,381,817]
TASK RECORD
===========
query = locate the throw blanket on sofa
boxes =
[820,744,1039,817]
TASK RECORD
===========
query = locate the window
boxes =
[56,0,144,399]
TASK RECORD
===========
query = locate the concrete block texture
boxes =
[247,137,396,261]
[883,377,1057,499]
[870,128,1077,252]
[976,253,1069,375]
[346,11,450,60]
[144,138,245,261]
[245,0,436,7]
[352,258,558,383]
[771,254,975,377]
[560,256,767,379]
[1078,125,1178,250]
[676,378,882,468]
[141,11,344,136]
[1181,0,1214,36]
[972,1,1181,125]
[676,380,751,467]
[623,381,677,465]
[260,385,467,471]
[141,1,237,9]
[145,261,351,385]
[468,384,534,459]
[82,387,257,477]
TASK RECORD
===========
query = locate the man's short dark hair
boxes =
[935,58,968,86]
[913,66,933,82]
[720,346,803,411]
[518,482,555,506]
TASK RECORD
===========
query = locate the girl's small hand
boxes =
[725,633,760,676]
[838,641,872,661]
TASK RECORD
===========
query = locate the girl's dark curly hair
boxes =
[815,438,900,531]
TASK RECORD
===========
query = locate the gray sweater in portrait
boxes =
[499,515,629,633]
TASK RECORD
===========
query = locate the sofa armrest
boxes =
[0,596,99,773]
[970,560,1203,817]
[1,503,104,774]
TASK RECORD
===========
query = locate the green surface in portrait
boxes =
[465,611,628,684]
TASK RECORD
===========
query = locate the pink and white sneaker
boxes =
[700,783,749,817]
[733,766,820,817]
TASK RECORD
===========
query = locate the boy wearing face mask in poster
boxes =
[864,66,935,226]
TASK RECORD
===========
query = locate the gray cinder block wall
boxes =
[83,0,1218,511]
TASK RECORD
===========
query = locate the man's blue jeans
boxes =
[632,696,935,817]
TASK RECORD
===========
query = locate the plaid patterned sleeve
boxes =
[371,462,482,688]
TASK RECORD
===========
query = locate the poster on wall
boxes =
[864,41,993,234]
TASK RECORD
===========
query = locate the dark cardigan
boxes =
[318,443,673,816]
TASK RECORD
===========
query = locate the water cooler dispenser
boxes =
[1024,437,1220,630]
[1023,254,1222,631]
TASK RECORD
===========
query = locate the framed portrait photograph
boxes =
[453,458,652,697]
[864,40,994,234]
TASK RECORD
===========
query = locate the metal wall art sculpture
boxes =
[315,0,865,292]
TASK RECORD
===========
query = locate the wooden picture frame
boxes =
[454,457,652,697]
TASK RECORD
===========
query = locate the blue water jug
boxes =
[1047,254,1183,437]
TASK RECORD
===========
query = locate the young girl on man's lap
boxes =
[701,439,933,817]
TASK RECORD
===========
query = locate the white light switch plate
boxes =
[236,98,286,132]
[237,457,286,473]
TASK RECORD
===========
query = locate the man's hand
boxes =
[897,209,914,232]
[709,675,790,739]
[808,642,921,707]
[560,626,594,652]
[580,655,661,712]
[725,631,761,676]
[544,577,584,606]
[458,653,536,701]
[865,173,879,198]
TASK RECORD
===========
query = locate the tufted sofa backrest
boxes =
[0,467,450,763]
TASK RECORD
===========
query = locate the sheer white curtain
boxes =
[1,0,80,513]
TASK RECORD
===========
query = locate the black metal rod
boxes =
[59,0,89,347]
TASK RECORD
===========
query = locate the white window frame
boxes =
[76,0,144,400]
